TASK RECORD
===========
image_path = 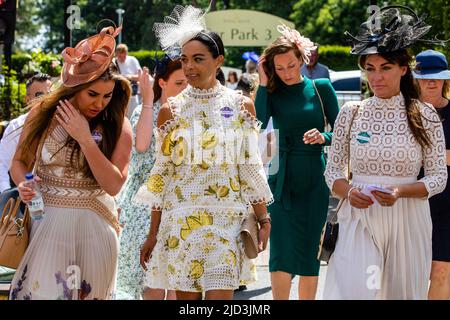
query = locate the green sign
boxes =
[205,10,295,47]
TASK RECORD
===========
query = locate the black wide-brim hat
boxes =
[345,5,446,56]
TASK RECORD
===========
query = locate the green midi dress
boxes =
[255,77,339,276]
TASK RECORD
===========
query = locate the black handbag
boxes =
[317,201,341,263]
[317,103,360,263]
[131,81,139,96]
[318,221,339,262]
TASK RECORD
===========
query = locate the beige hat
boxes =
[60,25,122,87]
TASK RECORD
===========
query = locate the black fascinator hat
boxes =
[153,54,172,76]
[345,5,447,55]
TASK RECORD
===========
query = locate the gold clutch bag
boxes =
[240,210,259,259]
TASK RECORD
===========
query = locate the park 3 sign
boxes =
[205,10,295,47]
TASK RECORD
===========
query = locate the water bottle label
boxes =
[29,198,44,211]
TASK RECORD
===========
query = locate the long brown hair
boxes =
[444,80,450,100]
[262,36,302,93]
[359,50,433,149]
[153,59,182,103]
[20,62,131,177]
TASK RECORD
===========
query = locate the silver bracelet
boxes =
[347,186,359,200]
[142,104,153,109]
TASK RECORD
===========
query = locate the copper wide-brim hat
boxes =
[61,25,122,87]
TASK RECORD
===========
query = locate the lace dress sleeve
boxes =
[134,118,177,211]
[324,102,358,194]
[418,103,448,198]
[237,96,274,206]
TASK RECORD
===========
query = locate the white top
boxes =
[301,63,330,80]
[116,55,141,78]
[135,82,273,214]
[225,82,238,90]
[325,94,447,198]
[0,113,28,192]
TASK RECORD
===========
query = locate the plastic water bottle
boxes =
[25,173,44,221]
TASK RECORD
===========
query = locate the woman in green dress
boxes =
[255,25,339,300]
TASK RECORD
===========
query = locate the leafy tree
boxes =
[15,0,41,51]
[290,0,449,56]
[16,0,448,67]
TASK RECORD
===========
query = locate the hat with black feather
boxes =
[153,54,172,77]
[345,5,448,56]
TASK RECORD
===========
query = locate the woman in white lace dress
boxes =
[136,5,273,300]
[115,59,187,300]
[323,7,447,299]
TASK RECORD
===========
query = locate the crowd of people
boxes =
[0,4,449,300]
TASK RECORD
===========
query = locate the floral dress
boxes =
[115,102,160,300]
[135,82,273,292]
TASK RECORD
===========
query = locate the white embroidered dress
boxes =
[323,94,447,299]
[135,82,273,292]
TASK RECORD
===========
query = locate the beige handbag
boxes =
[240,207,259,259]
[0,198,30,269]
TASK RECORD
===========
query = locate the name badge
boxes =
[356,132,371,144]
[220,106,234,119]
[92,131,102,144]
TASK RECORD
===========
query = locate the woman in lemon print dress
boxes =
[136,5,273,300]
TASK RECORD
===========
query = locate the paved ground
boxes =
[234,196,340,300]
[234,242,328,300]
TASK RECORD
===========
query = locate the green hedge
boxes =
[217,45,358,71]
[319,45,358,71]
[11,53,32,76]
[8,46,360,84]
[11,46,359,76]
[131,46,359,72]
[128,50,165,70]
[11,50,62,79]
[10,50,165,79]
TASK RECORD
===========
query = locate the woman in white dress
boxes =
[115,58,187,300]
[323,6,448,299]
[137,5,273,300]
[9,25,134,299]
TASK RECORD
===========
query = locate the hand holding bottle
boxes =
[19,173,45,220]
[18,174,41,203]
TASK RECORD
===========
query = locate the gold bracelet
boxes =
[259,218,271,225]
[347,186,359,200]
[257,214,271,224]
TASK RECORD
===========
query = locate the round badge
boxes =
[220,106,234,118]
[356,132,371,144]
[92,131,102,144]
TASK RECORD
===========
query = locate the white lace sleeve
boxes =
[418,103,448,198]
[324,102,358,194]
[134,122,176,210]
[237,104,274,206]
